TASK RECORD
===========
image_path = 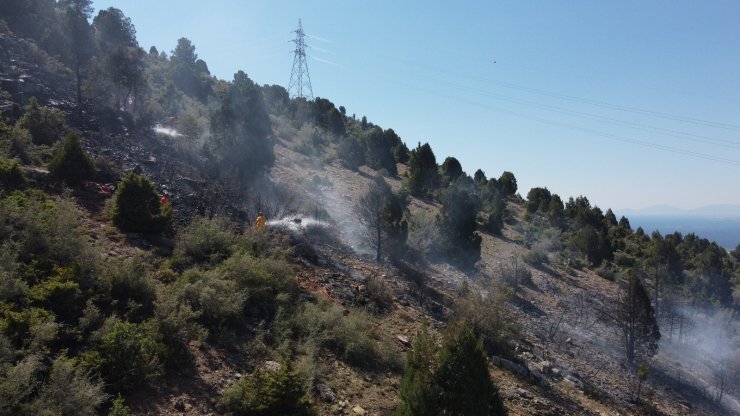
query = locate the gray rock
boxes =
[315,383,336,403]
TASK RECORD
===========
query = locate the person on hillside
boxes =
[255,210,266,229]
[160,194,170,206]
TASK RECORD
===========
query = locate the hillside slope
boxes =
[1,12,738,415]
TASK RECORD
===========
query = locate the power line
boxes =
[425,76,740,150]
[391,58,740,133]
[288,19,313,100]
[378,76,740,167]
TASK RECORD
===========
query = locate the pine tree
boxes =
[435,327,506,416]
[112,173,171,233]
[618,271,661,362]
[48,132,95,185]
[396,328,440,416]
[407,142,439,197]
[396,327,507,416]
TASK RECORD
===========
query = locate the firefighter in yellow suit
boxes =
[255,210,266,229]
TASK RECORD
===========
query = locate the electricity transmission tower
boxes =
[288,19,313,100]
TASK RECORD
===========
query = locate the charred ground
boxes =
[1,4,740,416]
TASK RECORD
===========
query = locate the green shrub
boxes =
[217,253,295,319]
[280,302,396,370]
[454,287,519,360]
[363,275,394,313]
[101,258,157,322]
[0,157,25,191]
[0,191,92,273]
[0,307,59,352]
[595,264,616,281]
[48,133,95,185]
[218,360,314,416]
[522,248,548,267]
[0,354,43,415]
[112,173,171,233]
[170,268,245,334]
[26,266,82,323]
[107,394,133,416]
[153,288,207,361]
[85,319,164,392]
[484,211,504,235]
[17,97,65,146]
[34,355,107,416]
[174,217,238,265]
[614,252,636,268]
[7,126,33,164]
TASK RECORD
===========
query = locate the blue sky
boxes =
[93,0,740,213]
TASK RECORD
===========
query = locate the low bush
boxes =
[174,217,238,266]
[107,394,133,416]
[0,191,93,281]
[174,217,238,265]
[595,264,616,281]
[100,258,157,322]
[364,274,394,313]
[34,355,107,416]
[17,97,65,146]
[454,287,520,360]
[169,268,245,334]
[153,289,207,364]
[523,248,548,267]
[278,302,398,370]
[0,307,59,352]
[218,253,296,319]
[84,318,164,393]
[614,252,636,268]
[0,157,25,191]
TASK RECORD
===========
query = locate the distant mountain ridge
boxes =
[619,204,740,218]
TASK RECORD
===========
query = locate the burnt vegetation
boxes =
[0,2,739,415]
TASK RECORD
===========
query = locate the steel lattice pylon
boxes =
[288,19,313,100]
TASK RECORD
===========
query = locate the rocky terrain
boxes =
[1,19,738,416]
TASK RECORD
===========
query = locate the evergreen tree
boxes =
[169,37,210,100]
[337,136,365,170]
[526,187,551,214]
[619,215,632,231]
[407,142,439,197]
[112,173,171,233]
[48,132,95,185]
[363,127,398,175]
[498,171,517,197]
[604,208,618,228]
[396,328,440,416]
[618,271,660,363]
[473,169,487,186]
[547,194,565,227]
[435,328,507,416]
[63,2,96,112]
[356,177,407,262]
[219,360,314,416]
[437,183,482,269]
[92,7,137,49]
[396,327,507,416]
[440,156,464,184]
[211,70,273,181]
